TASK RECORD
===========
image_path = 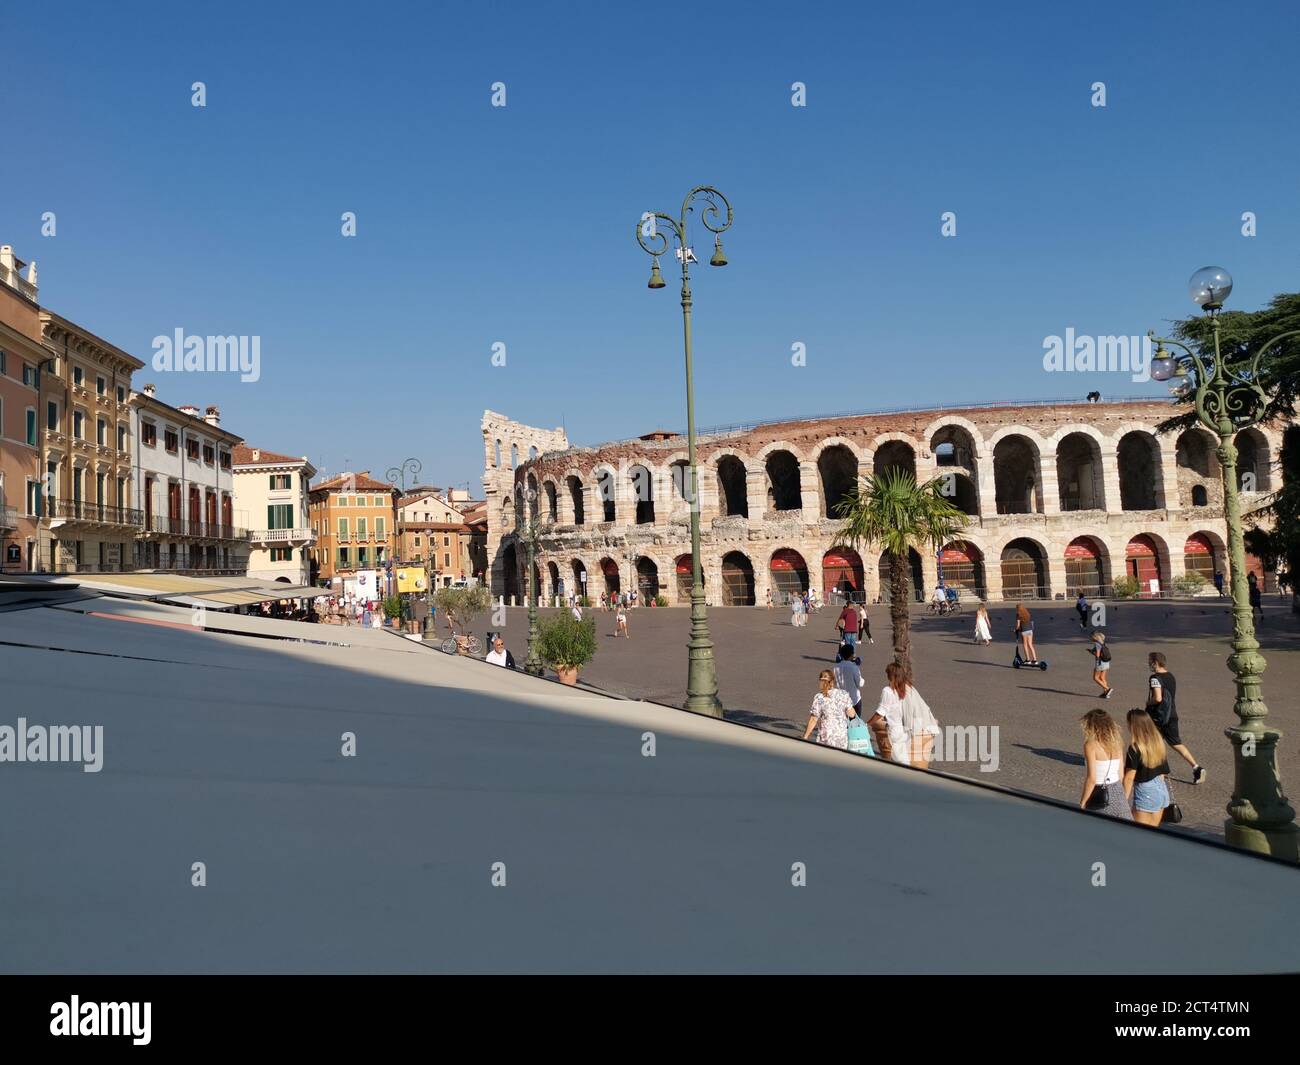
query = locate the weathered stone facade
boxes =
[483,401,1283,606]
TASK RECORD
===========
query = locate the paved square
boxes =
[503,598,1300,839]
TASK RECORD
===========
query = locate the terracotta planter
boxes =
[555,666,580,686]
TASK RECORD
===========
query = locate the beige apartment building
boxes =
[0,247,44,572]
[233,445,317,585]
[308,472,397,586]
[36,311,143,573]
[397,487,477,586]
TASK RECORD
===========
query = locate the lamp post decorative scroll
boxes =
[1148,266,1298,859]
[635,186,732,717]
[386,458,422,622]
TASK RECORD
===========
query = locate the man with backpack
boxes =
[1145,651,1204,784]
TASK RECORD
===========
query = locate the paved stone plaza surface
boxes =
[509,599,1300,840]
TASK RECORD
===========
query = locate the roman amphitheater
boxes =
[482,400,1286,607]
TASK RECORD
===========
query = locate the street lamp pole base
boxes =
[684,587,722,718]
[1223,821,1300,862]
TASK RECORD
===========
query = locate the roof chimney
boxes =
[179,404,200,419]
[143,383,157,397]
[204,405,220,427]
[252,448,261,461]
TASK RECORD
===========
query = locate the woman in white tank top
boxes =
[1079,709,1133,820]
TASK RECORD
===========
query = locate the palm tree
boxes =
[835,467,968,676]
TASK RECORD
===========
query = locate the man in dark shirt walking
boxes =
[1145,651,1204,784]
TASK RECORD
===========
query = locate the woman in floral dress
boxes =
[802,669,856,750]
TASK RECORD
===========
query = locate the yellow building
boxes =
[308,472,397,585]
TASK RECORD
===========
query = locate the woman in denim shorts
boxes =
[1124,708,1171,826]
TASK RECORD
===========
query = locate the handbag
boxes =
[1164,776,1184,823]
[847,713,875,757]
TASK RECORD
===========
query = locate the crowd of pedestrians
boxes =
[797,591,1207,829]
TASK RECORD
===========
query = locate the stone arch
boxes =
[510,443,518,468]
[636,556,661,601]
[720,550,756,606]
[1064,535,1109,597]
[992,433,1044,514]
[816,443,858,518]
[877,547,924,603]
[923,415,985,459]
[1117,430,1163,510]
[570,559,588,600]
[1176,428,1219,509]
[1055,430,1106,512]
[936,470,979,515]
[593,466,617,523]
[547,560,562,600]
[525,473,539,519]
[822,546,865,602]
[1183,530,1224,585]
[629,463,655,524]
[1123,532,1170,594]
[764,450,803,512]
[1000,536,1050,600]
[769,547,809,602]
[872,434,918,482]
[598,556,621,596]
[1235,426,1272,493]
[501,542,520,602]
[541,479,559,522]
[715,453,748,517]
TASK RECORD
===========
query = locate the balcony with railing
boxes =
[249,527,316,545]
[48,498,143,527]
[138,513,248,540]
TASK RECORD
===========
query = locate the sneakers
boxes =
[1193,765,1206,785]
[1103,688,1113,699]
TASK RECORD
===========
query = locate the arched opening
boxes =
[600,557,620,597]
[513,485,524,526]
[526,473,539,520]
[874,440,916,482]
[822,547,864,603]
[547,560,561,600]
[1056,432,1105,512]
[674,554,695,603]
[528,445,538,461]
[494,439,502,467]
[596,470,615,523]
[939,471,979,515]
[1117,431,1162,510]
[931,424,978,472]
[630,464,655,524]
[567,476,585,525]
[543,481,558,522]
[716,456,748,517]
[1176,428,1217,483]
[636,557,660,602]
[1192,484,1208,506]
[769,548,809,603]
[531,562,542,606]
[571,559,587,600]
[817,445,857,518]
[939,540,985,599]
[1183,533,1218,583]
[670,461,692,506]
[1064,536,1105,597]
[993,435,1043,514]
[877,548,924,603]
[720,551,756,606]
[1000,538,1048,599]
[501,543,519,603]
[1235,427,1271,492]
[1125,534,1161,595]
[765,451,802,512]
[510,443,518,468]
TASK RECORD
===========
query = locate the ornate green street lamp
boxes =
[1149,266,1298,859]
[386,458,422,625]
[523,504,545,676]
[635,186,732,717]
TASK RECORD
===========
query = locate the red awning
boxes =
[1126,536,1157,559]
[1184,534,1212,555]
[1065,537,1101,560]
[770,549,807,572]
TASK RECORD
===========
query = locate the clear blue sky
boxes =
[4,0,1298,492]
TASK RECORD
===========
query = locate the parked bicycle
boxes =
[440,631,483,656]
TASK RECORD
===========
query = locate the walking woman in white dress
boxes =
[872,662,942,768]
[974,603,992,645]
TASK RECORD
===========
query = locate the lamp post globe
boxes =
[1188,266,1233,311]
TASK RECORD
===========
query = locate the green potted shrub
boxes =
[655,594,668,607]
[1111,575,1140,599]
[1173,572,1207,597]
[536,613,597,685]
